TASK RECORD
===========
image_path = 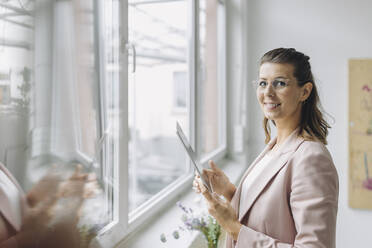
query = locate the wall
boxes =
[244,0,372,247]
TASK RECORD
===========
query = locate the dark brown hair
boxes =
[260,48,330,144]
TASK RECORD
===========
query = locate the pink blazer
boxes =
[0,163,25,248]
[226,131,339,248]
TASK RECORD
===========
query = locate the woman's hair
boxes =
[259,48,330,144]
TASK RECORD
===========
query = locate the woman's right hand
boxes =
[193,160,236,202]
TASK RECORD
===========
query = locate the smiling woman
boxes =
[256,62,313,143]
[194,48,339,248]
[259,48,330,145]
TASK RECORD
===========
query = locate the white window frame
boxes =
[95,0,227,246]
[197,0,227,164]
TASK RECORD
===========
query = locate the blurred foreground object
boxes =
[0,164,101,248]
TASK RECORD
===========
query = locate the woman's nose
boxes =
[264,84,275,96]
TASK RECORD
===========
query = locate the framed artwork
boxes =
[349,59,372,209]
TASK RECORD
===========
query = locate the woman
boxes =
[194,48,339,248]
[0,162,97,248]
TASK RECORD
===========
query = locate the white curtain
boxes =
[29,0,99,185]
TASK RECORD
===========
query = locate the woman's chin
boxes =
[264,114,279,121]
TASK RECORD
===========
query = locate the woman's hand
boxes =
[202,190,242,241]
[193,160,236,202]
[58,164,100,199]
[26,166,62,207]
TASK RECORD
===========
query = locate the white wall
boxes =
[244,0,372,247]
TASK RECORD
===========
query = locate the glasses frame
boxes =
[252,78,293,92]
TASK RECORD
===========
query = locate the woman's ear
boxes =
[301,82,313,102]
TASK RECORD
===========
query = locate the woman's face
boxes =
[256,62,310,127]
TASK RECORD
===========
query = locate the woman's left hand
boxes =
[201,189,242,241]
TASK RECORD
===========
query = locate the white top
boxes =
[0,170,22,228]
[239,152,273,212]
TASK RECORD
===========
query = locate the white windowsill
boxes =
[116,155,247,248]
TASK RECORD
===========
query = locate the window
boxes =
[97,0,226,245]
[0,0,33,185]
[1,0,226,246]
[127,0,190,214]
[198,0,226,158]
[173,71,188,111]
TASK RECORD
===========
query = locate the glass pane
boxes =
[128,0,190,213]
[0,0,34,184]
[198,0,224,156]
[100,0,121,227]
[75,0,98,159]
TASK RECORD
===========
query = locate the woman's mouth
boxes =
[264,103,281,110]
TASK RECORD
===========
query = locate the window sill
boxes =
[116,155,247,248]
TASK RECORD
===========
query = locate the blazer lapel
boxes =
[237,130,305,221]
[0,163,24,231]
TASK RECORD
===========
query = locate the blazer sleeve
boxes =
[235,146,339,248]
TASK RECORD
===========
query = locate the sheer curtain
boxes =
[29,0,99,186]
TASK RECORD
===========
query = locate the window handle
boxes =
[125,43,136,73]
[96,125,111,156]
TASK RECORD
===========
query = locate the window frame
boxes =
[95,0,227,246]
[196,0,227,163]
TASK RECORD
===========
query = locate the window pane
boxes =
[100,0,121,227]
[0,0,33,184]
[74,0,98,159]
[128,0,189,213]
[198,0,225,156]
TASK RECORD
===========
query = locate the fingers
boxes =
[192,177,207,194]
[59,177,100,199]
[86,172,97,181]
[209,160,221,173]
[83,180,101,198]
[202,189,218,206]
[202,169,216,183]
[192,178,199,191]
[70,164,98,181]
[75,164,83,174]
[70,164,87,180]
[192,173,201,193]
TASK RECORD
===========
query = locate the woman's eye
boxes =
[258,81,267,87]
[273,80,287,87]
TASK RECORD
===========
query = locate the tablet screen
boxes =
[176,122,212,192]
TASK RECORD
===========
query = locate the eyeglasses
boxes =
[252,79,291,92]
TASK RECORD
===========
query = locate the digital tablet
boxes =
[176,122,212,192]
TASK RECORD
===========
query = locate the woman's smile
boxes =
[257,62,305,126]
[264,102,281,111]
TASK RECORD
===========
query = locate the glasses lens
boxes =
[252,80,260,89]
